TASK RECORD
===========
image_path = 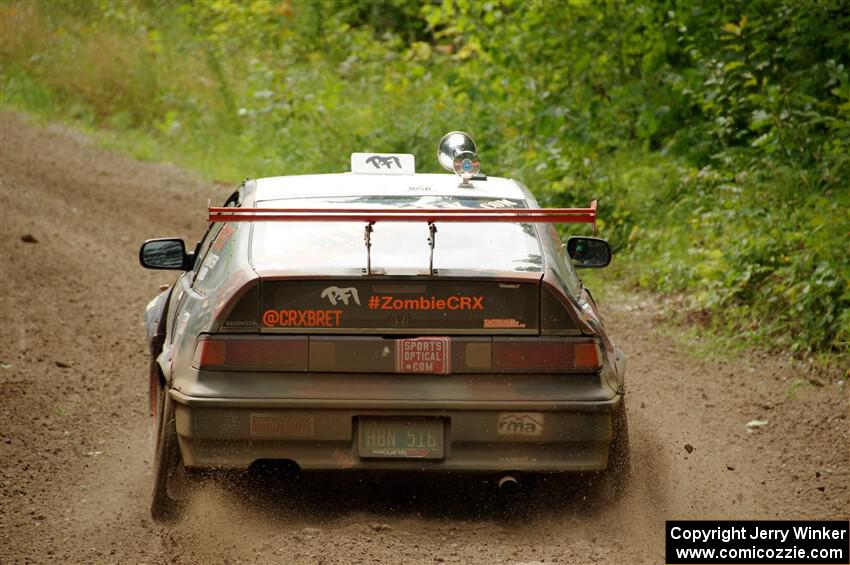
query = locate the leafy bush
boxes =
[1,0,847,354]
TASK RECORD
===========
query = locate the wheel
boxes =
[598,397,631,502]
[150,387,188,521]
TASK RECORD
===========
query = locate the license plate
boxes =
[395,337,451,374]
[358,418,444,459]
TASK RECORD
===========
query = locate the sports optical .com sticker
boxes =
[368,295,484,311]
[395,337,451,374]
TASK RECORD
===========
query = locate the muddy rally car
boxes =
[140,132,628,519]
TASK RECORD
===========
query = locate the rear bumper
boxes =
[170,389,621,473]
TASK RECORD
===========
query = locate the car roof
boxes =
[253,173,532,203]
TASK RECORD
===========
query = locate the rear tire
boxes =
[150,389,187,521]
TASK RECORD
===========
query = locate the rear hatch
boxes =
[246,194,549,335]
[197,191,602,380]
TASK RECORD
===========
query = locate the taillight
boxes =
[192,335,600,373]
[192,335,308,371]
[492,338,601,372]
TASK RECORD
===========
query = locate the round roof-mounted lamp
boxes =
[437,131,481,187]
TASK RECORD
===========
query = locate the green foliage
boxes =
[1,0,847,355]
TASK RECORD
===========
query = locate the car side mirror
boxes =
[566,236,612,268]
[139,238,191,270]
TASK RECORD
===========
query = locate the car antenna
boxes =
[427,222,438,275]
[363,222,375,275]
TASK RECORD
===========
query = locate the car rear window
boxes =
[250,195,544,274]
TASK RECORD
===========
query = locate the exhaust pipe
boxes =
[497,474,519,492]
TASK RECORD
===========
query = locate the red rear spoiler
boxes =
[208,200,597,232]
[209,201,598,275]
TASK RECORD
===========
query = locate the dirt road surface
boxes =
[1,111,847,564]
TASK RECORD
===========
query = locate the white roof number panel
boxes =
[351,153,415,175]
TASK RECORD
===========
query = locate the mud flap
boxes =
[150,390,189,521]
[598,397,631,502]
